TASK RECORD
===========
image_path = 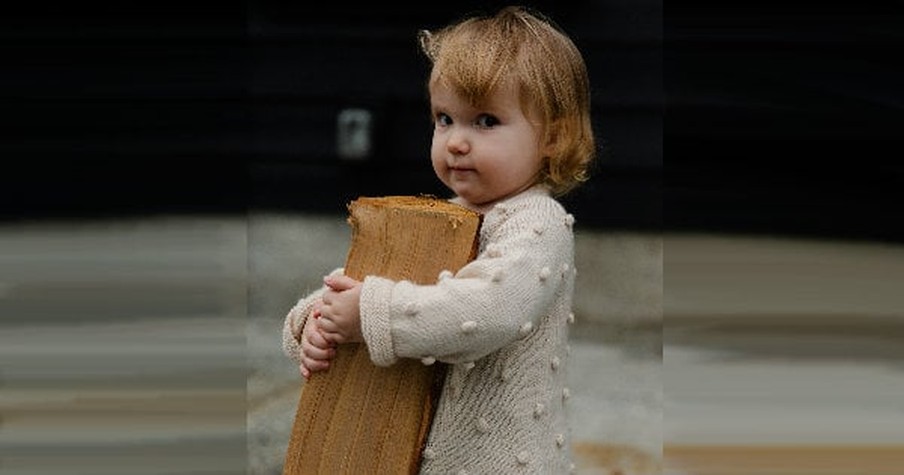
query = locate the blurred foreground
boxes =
[2,214,902,474]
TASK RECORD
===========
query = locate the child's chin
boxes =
[452,188,481,203]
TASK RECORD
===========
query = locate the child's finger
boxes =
[320,330,346,345]
[302,356,330,373]
[307,327,335,350]
[302,340,334,361]
[316,322,342,342]
[323,275,358,292]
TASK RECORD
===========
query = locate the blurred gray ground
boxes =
[3,214,903,475]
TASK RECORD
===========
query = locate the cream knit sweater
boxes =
[283,185,577,474]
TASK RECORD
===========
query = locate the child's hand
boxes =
[318,275,364,345]
[299,306,336,379]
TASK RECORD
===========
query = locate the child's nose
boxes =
[446,128,470,155]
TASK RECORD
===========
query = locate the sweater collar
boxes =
[450,184,552,215]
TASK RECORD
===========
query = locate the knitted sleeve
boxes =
[281,267,345,365]
[359,196,574,367]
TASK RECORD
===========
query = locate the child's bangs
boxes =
[432,25,519,107]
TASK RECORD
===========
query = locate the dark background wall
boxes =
[248,0,662,232]
[666,2,903,242]
[2,1,901,241]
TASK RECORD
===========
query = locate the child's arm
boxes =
[357,198,574,367]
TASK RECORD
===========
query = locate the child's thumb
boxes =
[324,275,357,291]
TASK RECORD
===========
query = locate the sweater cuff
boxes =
[360,276,398,367]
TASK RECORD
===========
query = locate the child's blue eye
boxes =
[476,114,500,128]
[436,113,452,126]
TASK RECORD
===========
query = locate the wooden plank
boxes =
[284,196,481,475]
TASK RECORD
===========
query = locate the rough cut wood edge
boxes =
[283,196,481,475]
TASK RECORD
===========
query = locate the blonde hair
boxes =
[419,6,596,196]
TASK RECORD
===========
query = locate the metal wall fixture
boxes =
[336,108,373,161]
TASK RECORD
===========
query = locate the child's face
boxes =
[429,78,548,209]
